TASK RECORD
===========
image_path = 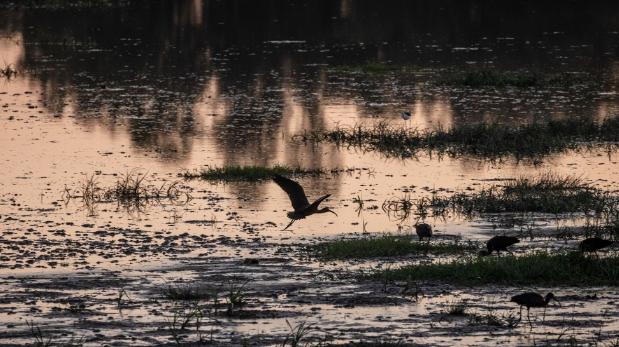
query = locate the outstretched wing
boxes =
[272,174,310,211]
[309,194,331,209]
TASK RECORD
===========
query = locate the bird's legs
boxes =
[282,219,296,231]
[527,307,533,329]
[518,306,523,322]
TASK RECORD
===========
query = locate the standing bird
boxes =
[400,111,412,127]
[579,237,613,256]
[479,235,520,256]
[414,223,432,241]
[272,174,337,230]
[510,292,559,327]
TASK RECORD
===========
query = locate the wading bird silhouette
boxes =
[579,237,613,256]
[272,174,337,231]
[479,235,520,256]
[400,111,412,127]
[414,222,432,241]
[510,292,559,328]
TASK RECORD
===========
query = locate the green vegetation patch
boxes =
[312,235,477,260]
[442,69,589,87]
[296,117,619,159]
[373,251,619,286]
[443,174,614,215]
[330,62,419,74]
[182,165,325,182]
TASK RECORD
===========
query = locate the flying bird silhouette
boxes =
[272,174,337,230]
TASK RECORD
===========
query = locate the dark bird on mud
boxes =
[479,235,520,256]
[579,237,613,255]
[401,111,412,127]
[272,174,337,230]
[414,223,432,241]
[511,292,559,327]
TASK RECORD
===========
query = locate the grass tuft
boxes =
[182,165,326,181]
[373,251,619,285]
[312,235,477,260]
[163,284,212,301]
[63,172,191,215]
[295,118,619,159]
[0,64,17,79]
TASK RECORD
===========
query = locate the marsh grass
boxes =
[445,300,468,316]
[443,174,614,215]
[467,310,520,328]
[330,62,418,74]
[27,320,84,347]
[63,172,191,214]
[225,280,249,315]
[182,165,327,181]
[382,195,415,221]
[312,235,477,260]
[374,251,619,285]
[441,69,588,87]
[164,284,213,301]
[0,63,17,79]
[282,319,312,347]
[386,174,617,219]
[295,118,619,159]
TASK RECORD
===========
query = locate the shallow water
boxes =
[2,1,619,345]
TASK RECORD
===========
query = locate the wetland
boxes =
[3,0,619,346]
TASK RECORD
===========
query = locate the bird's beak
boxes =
[554,298,561,307]
[329,209,338,216]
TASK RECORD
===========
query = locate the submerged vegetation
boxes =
[374,251,619,285]
[312,235,477,259]
[295,118,619,159]
[182,165,327,181]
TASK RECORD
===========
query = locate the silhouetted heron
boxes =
[511,292,559,328]
[272,174,337,230]
[580,237,613,256]
[479,235,520,256]
[414,223,432,241]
